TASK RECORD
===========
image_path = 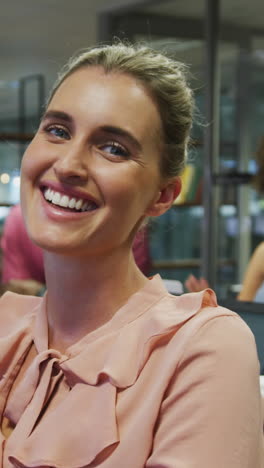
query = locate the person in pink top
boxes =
[0,42,263,468]
[1,204,45,295]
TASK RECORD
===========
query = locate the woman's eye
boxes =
[45,125,70,140]
[99,142,130,158]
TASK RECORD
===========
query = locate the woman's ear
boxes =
[145,177,182,217]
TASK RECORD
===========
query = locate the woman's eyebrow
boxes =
[41,115,142,151]
[42,110,73,124]
[99,125,142,152]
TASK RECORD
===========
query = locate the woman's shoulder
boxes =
[165,287,251,333]
[144,285,256,370]
[152,286,242,332]
[146,290,259,385]
[134,277,251,350]
[0,291,41,336]
[0,292,41,384]
[160,290,258,376]
[95,286,252,388]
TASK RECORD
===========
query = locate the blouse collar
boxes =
[33,274,169,356]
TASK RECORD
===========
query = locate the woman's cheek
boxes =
[21,140,37,173]
[21,139,48,180]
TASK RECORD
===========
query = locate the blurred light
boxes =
[248,159,258,174]
[190,206,204,217]
[220,205,236,216]
[0,207,11,220]
[254,50,264,62]
[0,173,10,184]
[12,176,20,187]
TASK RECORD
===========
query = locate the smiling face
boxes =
[21,66,179,257]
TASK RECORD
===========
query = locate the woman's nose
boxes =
[53,144,89,183]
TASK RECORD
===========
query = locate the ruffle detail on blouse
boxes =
[4,279,222,468]
[9,381,118,468]
[62,287,218,389]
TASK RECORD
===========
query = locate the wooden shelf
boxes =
[153,259,201,269]
[0,133,34,142]
[153,258,236,270]
[0,203,14,207]
[191,139,237,149]
[173,201,202,208]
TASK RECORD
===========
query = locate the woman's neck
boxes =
[43,250,147,352]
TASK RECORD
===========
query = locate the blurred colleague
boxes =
[186,137,264,302]
[1,204,45,296]
[185,242,264,302]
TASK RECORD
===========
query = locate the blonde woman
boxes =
[0,43,262,467]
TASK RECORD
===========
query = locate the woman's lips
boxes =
[40,180,100,203]
[39,180,100,213]
[43,187,98,212]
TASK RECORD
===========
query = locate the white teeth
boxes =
[44,189,50,201]
[59,195,70,207]
[75,199,83,210]
[69,197,76,209]
[44,188,53,201]
[43,188,95,212]
[52,192,61,205]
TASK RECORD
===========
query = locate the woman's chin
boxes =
[26,226,75,255]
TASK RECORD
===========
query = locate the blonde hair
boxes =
[48,42,194,179]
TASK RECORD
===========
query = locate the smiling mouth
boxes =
[43,187,98,212]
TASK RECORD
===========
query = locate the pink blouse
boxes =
[0,275,263,467]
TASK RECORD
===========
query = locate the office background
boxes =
[1,0,264,298]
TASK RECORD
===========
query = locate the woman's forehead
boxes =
[49,67,163,143]
[52,67,150,106]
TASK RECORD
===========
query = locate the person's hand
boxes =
[1,279,45,296]
[184,274,210,292]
